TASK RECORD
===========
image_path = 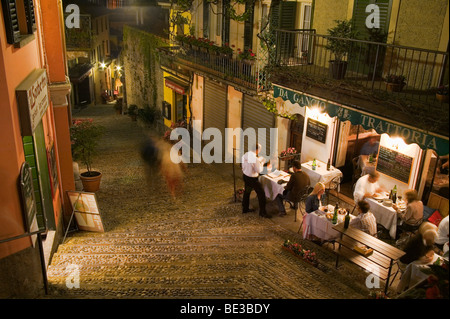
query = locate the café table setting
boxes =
[259,169,291,200]
[396,253,446,293]
[366,192,406,239]
[302,204,354,241]
[301,160,343,188]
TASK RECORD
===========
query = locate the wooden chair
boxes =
[326,175,342,205]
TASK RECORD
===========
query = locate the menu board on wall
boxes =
[376,146,413,184]
[306,118,328,144]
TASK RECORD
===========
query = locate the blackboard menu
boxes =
[306,118,328,144]
[376,146,413,184]
[19,162,37,232]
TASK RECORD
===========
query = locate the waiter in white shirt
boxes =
[353,171,384,204]
[242,143,270,218]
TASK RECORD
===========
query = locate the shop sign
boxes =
[165,77,186,95]
[16,69,49,136]
[273,84,449,156]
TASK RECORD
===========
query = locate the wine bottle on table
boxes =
[344,210,350,229]
[327,158,331,171]
[332,202,339,225]
[392,185,397,203]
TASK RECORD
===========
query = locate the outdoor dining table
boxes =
[396,253,445,293]
[359,155,377,176]
[302,205,355,241]
[259,170,291,200]
[301,160,343,188]
[366,196,405,239]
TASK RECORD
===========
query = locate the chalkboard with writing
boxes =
[306,118,328,144]
[376,146,413,184]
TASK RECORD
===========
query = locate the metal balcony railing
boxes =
[158,45,264,92]
[272,29,449,106]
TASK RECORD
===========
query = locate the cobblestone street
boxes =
[47,104,381,299]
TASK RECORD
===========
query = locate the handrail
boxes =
[0,229,49,295]
[275,29,449,55]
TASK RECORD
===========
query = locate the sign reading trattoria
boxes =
[273,84,449,156]
[16,69,49,136]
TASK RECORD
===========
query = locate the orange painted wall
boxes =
[0,1,69,259]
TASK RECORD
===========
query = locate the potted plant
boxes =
[217,43,234,58]
[70,119,105,192]
[279,147,298,160]
[385,74,406,92]
[436,85,449,102]
[237,48,256,64]
[127,104,138,121]
[325,20,358,79]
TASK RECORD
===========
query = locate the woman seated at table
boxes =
[349,200,377,236]
[393,189,423,234]
[400,222,437,265]
[305,182,326,214]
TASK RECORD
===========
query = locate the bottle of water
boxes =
[312,158,317,171]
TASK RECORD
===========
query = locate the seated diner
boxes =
[349,200,377,236]
[305,182,326,214]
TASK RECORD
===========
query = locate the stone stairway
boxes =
[47,203,372,299]
[48,104,375,299]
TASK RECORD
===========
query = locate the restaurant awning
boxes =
[165,77,189,95]
[273,84,449,156]
[69,63,93,84]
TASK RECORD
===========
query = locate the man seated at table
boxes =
[353,171,384,204]
[275,160,310,216]
[350,200,377,236]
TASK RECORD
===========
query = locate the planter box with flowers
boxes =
[385,74,406,92]
[436,85,449,103]
[282,240,319,267]
[235,188,245,202]
[237,48,256,65]
[163,120,187,143]
[279,147,299,161]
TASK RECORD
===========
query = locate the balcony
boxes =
[158,45,263,93]
[271,30,449,135]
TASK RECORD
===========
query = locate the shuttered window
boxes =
[24,0,36,33]
[352,0,392,41]
[271,1,298,58]
[1,0,37,45]
[1,0,21,44]
[243,1,254,50]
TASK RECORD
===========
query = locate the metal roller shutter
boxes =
[203,80,227,134]
[242,95,275,158]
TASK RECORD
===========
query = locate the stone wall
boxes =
[123,26,167,112]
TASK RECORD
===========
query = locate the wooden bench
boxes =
[332,223,406,294]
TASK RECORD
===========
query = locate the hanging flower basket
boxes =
[282,240,319,267]
[279,147,298,161]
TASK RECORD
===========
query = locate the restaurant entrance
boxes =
[335,122,381,200]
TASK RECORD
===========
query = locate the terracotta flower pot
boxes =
[386,82,405,93]
[80,171,102,192]
[436,93,449,103]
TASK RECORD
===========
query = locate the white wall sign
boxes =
[16,69,49,136]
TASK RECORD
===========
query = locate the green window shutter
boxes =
[1,0,21,44]
[22,136,46,230]
[244,1,255,50]
[279,1,297,30]
[352,0,392,41]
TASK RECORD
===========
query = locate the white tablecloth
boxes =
[366,198,399,239]
[302,205,354,241]
[259,171,291,200]
[301,160,343,188]
[397,253,443,292]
